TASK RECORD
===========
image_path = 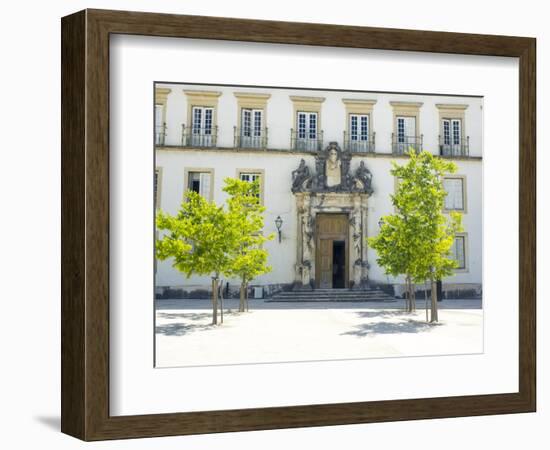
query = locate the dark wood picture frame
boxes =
[61,9,536,441]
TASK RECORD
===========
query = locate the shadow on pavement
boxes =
[156,311,240,336]
[342,318,442,337]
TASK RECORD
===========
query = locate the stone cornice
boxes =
[289,95,326,103]
[436,103,469,110]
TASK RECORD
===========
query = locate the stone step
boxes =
[267,288,396,302]
[272,291,389,297]
[270,294,393,298]
[267,298,396,302]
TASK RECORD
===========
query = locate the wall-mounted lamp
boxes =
[378,218,385,228]
[275,215,283,243]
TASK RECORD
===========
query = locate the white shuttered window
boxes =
[188,171,212,200]
[443,177,465,210]
[397,116,416,143]
[451,236,466,270]
[155,104,164,145]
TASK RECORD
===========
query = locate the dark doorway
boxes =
[332,240,346,288]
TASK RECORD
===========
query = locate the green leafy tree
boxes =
[223,178,274,312]
[156,191,240,325]
[368,150,463,321]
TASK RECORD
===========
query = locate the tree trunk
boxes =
[430,277,438,323]
[406,276,415,313]
[405,276,410,312]
[411,282,416,312]
[239,279,246,313]
[219,280,224,324]
[424,281,429,322]
[211,277,219,325]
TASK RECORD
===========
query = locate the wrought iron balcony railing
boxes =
[155,123,167,146]
[391,133,423,155]
[343,131,375,153]
[233,127,268,149]
[181,124,218,148]
[439,135,470,157]
[290,129,324,152]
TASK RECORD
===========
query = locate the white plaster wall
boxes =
[155,84,483,290]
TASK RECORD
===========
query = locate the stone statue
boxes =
[291,159,311,192]
[290,142,373,194]
[350,209,362,257]
[353,161,373,194]
[326,147,341,187]
[301,213,314,256]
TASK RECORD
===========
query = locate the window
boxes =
[240,108,264,148]
[154,168,161,208]
[451,235,466,270]
[443,119,462,145]
[154,87,171,145]
[155,104,165,145]
[238,170,264,202]
[294,111,319,151]
[394,116,418,154]
[192,106,213,134]
[190,106,214,146]
[187,171,212,200]
[349,114,369,141]
[443,177,465,211]
[342,99,377,153]
[297,112,318,139]
[436,104,468,157]
[390,102,422,155]
[239,172,261,183]
[396,116,416,143]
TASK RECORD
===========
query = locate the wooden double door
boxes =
[315,214,349,289]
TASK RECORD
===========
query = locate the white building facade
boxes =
[154,83,482,299]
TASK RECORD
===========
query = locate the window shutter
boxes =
[308,112,317,138]
[454,237,465,269]
[444,178,464,210]
[360,115,369,140]
[155,105,164,144]
[397,117,405,142]
[297,112,307,139]
[452,119,462,145]
[404,117,416,139]
[443,119,451,145]
[155,105,163,130]
[154,169,159,207]
[253,110,262,137]
[204,108,213,135]
[192,107,202,133]
[199,172,211,199]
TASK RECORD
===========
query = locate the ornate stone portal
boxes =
[291,142,373,290]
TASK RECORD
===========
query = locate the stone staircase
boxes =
[267,288,396,303]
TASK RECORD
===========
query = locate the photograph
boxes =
[153,83,483,368]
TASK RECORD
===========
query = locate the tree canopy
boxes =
[223,177,273,311]
[155,177,273,320]
[368,150,463,318]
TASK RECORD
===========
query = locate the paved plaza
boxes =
[155,298,483,368]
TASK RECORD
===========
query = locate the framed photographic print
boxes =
[61,9,536,441]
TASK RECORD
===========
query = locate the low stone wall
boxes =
[392,283,482,300]
[155,282,294,300]
[155,282,481,300]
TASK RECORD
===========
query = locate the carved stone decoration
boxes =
[290,142,372,194]
[326,146,341,187]
[352,161,374,195]
[294,193,314,290]
[291,143,373,290]
[291,159,311,193]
